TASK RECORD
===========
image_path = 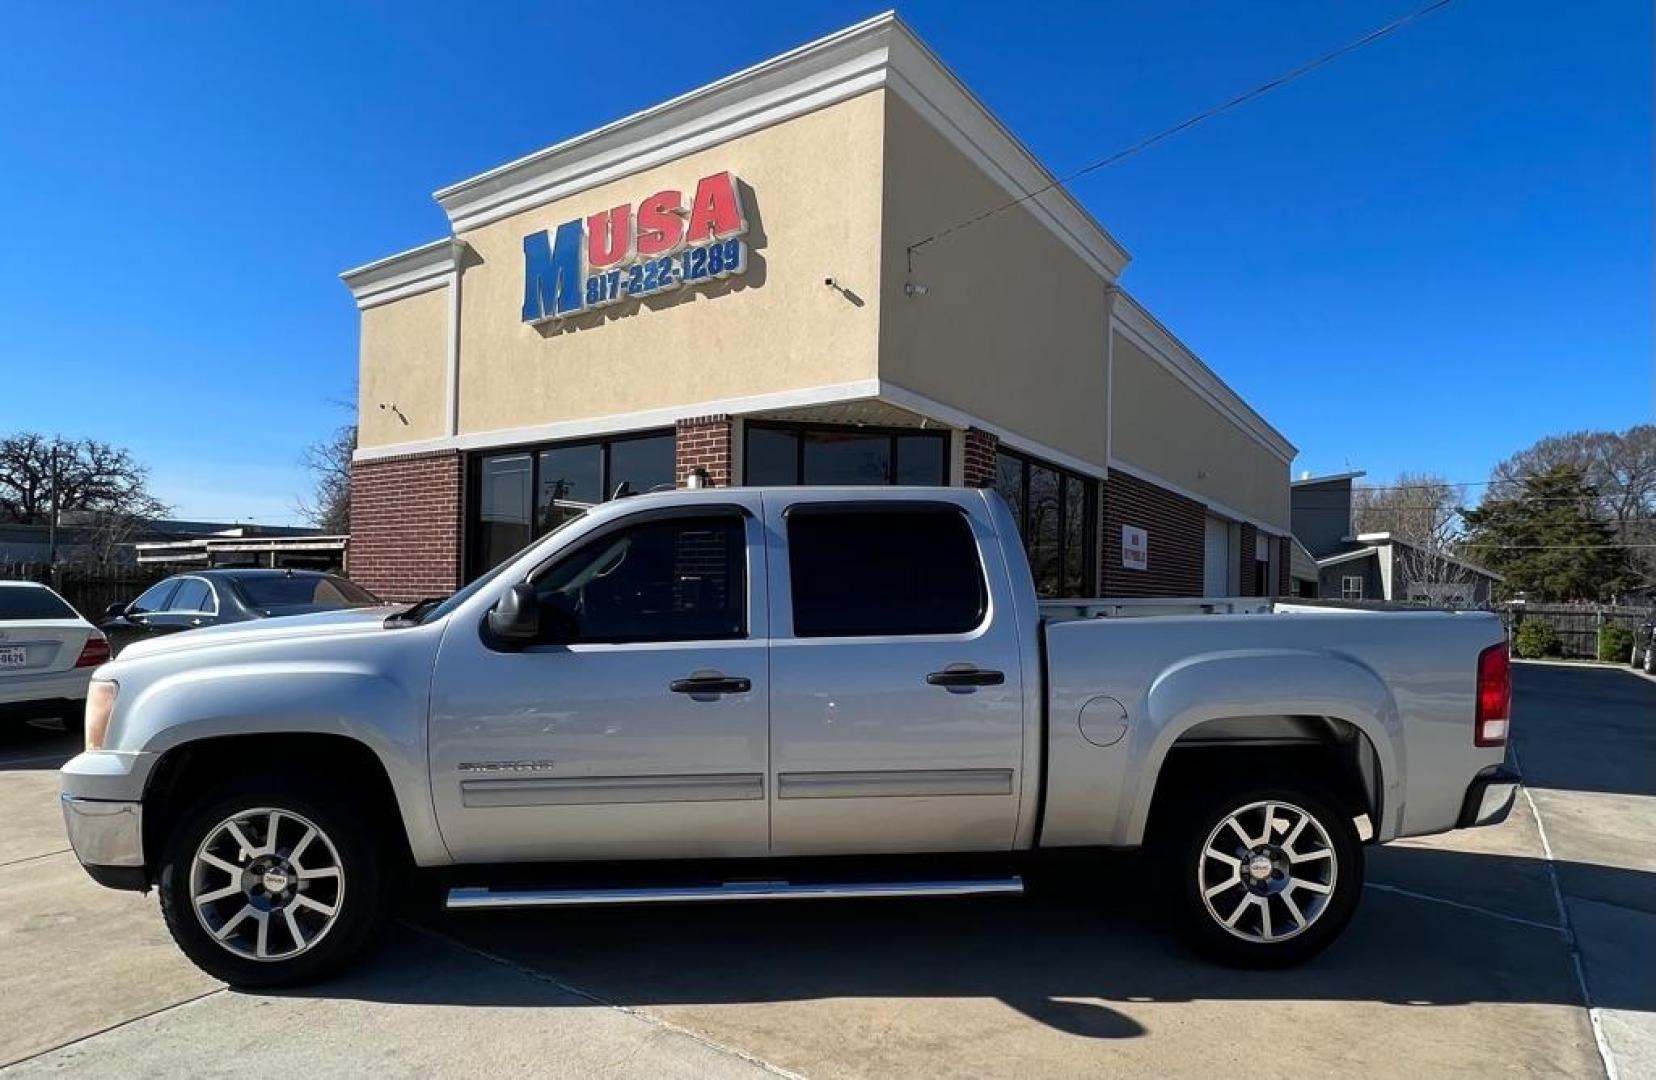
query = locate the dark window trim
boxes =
[467,428,675,581]
[995,447,1098,597]
[742,420,949,486]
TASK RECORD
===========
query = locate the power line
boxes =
[907,0,1457,260]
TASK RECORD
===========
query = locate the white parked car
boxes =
[0,581,109,730]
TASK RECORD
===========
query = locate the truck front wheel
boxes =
[1169,778,1362,967]
[158,778,389,987]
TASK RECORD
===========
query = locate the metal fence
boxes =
[1503,603,1649,660]
[0,561,170,621]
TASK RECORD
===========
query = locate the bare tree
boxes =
[1353,472,1486,605]
[0,433,169,567]
[298,423,355,534]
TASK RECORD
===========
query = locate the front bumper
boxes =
[1457,763,1521,829]
[61,796,148,891]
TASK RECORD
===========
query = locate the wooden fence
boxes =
[1503,603,1649,660]
[0,561,170,621]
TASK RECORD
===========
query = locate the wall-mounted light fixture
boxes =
[686,467,710,489]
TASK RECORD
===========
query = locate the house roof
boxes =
[1291,470,1367,488]
[1343,533,1505,582]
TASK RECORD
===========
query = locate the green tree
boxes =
[1461,465,1635,601]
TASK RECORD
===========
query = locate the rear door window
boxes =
[786,507,987,637]
[168,579,211,613]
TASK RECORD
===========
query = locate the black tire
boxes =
[1166,776,1362,968]
[158,777,389,988]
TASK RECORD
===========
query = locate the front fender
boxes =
[1115,649,1404,845]
[95,660,448,866]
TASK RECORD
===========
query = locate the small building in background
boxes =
[1290,472,1501,606]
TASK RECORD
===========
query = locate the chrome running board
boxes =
[445,876,1024,910]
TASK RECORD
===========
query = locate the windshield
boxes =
[234,575,379,612]
[0,586,77,620]
[416,510,588,624]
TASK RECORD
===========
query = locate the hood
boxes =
[113,605,404,662]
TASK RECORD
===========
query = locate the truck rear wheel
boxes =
[158,778,389,988]
[1168,778,1362,968]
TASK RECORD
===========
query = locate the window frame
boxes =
[781,501,990,639]
[742,421,949,487]
[513,505,755,647]
[467,429,676,581]
[992,447,1098,597]
[1341,575,1365,600]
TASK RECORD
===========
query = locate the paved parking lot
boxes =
[2,662,1650,1077]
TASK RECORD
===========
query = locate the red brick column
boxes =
[1238,523,1260,597]
[675,415,733,487]
[1278,536,1292,596]
[348,450,463,601]
[1101,470,1205,597]
[962,428,998,488]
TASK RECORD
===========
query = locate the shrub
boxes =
[1598,624,1634,664]
[1513,621,1562,659]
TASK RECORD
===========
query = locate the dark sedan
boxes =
[100,570,382,655]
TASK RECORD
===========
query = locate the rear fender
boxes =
[1118,649,1403,845]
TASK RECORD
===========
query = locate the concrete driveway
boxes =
[2,663,1650,1077]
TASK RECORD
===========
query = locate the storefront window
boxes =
[993,449,1097,597]
[469,431,674,579]
[476,454,533,575]
[743,423,948,487]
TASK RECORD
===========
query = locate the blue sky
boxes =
[0,1,1648,524]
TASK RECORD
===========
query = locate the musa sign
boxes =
[522,170,749,323]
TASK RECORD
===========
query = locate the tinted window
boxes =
[533,515,746,643]
[744,426,947,486]
[788,508,986,637]
[745,428,797,486]
[0,586,77,620]
[608,434,675,497]
[477,454,533,573]
[895,435,946,485]
[236,576,378,611]
[994,450,1095,598]
[168,579,211,612]
[537,444,601,532]
[129,580,179,615]
[801,430,890,485]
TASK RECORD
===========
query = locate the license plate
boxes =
[0,646,26,669]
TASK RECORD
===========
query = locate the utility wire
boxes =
[907,0,1457,259]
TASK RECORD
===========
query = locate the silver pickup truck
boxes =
[61,486,1518,986]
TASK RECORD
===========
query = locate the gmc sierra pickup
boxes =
[60,486,1518,986]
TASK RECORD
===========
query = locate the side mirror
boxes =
[104,602,128,619]
[485,583,540,647]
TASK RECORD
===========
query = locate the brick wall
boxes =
[1278,536,1292,597]
[1238,523,1260,597]
[675,414,733,487]
[962,428,998,488]
[1101,470,1205,597]
[348,451,463,602]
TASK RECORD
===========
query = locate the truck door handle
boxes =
[669,675,752,695]
[926,668,1005,688]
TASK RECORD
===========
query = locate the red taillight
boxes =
[75,634,111,669]
[1475,642,1510,747]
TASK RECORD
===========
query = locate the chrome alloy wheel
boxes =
[190,808,345,962]
[1197,800,1337,944]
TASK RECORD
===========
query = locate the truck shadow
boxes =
[293,845,1653,1040]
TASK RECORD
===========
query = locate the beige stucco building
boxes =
[342,13,1297,601]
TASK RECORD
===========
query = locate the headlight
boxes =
[85,679,118,752]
